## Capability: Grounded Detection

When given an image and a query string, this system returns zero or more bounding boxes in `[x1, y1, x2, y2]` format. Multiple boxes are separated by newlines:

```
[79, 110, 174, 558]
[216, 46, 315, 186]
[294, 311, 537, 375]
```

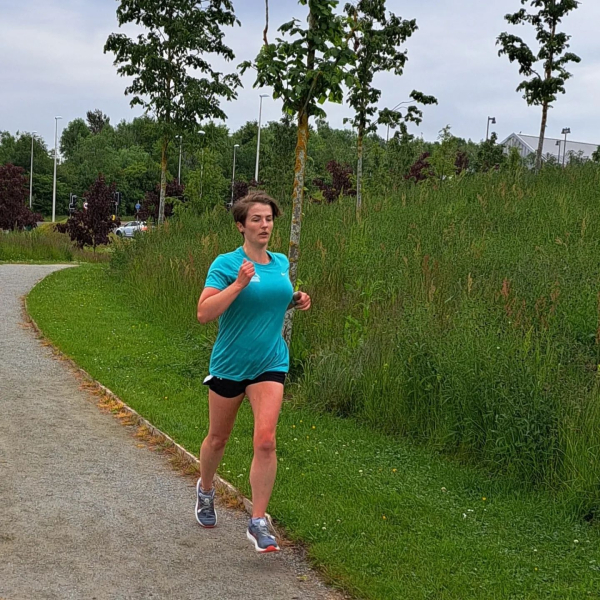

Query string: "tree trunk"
[356, 129, 364, 214]
[536, 20, 556, 174]
[536, 101, 549, 173]
[283, 109, 309, 345]
[263, 0, 269, 45]
[158, 136, 168, 225]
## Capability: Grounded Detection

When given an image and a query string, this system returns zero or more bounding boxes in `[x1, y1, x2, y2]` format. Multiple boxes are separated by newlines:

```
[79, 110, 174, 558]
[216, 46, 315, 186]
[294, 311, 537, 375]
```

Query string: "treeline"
[2, 110, 537, 219]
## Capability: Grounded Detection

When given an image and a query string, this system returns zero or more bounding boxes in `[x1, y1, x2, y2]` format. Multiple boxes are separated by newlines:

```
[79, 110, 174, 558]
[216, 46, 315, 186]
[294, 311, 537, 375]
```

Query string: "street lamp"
[199, 130, 206, 199]
[52, 116, 62, 223]
[561, 127, 571, 167]
[231, 144, 240, 204]
[555, 139, 561, 165]
[486, 116, 497, 141]
[29, 131, 37, 210]
[255, 94, 269, 182]
[176, 135, 183, 183]
[386, 100, 412, 143]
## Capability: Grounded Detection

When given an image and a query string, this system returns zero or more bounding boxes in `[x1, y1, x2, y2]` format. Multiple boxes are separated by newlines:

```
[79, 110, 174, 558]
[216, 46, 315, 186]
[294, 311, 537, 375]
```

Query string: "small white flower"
[463, 513, 467, 519]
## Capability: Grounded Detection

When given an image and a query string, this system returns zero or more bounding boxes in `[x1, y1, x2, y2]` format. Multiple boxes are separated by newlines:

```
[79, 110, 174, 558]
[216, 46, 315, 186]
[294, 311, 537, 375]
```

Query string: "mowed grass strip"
[28, 264, 600, 600]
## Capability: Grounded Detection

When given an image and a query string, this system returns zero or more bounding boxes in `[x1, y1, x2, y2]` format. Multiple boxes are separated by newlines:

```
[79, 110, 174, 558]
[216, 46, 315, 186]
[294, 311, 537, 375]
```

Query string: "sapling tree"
[344, 0, 436, 212]
[63, 175, 120, 250]
[105, 0, 240, 224]
[242, 0, 355, 342]
[497, 0, 581, 172]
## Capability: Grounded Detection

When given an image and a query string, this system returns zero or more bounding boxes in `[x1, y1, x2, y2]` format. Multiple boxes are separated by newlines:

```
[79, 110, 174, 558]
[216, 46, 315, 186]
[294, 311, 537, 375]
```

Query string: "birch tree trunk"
[535, 101, 549, 173]
[158, 137, 167, 225]
[356, 129, 364, 213]
[283, 109, 309, 345]
[535, 21, 556, 174]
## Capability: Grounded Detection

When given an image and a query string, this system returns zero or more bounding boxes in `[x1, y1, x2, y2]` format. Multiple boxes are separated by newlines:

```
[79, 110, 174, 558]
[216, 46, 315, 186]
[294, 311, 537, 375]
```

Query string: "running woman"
[195, 191, 311, 553]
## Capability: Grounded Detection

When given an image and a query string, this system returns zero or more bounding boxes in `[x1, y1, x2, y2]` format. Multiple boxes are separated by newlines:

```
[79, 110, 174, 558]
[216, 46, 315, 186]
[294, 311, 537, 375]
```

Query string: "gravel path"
[0, 264, 339, 600]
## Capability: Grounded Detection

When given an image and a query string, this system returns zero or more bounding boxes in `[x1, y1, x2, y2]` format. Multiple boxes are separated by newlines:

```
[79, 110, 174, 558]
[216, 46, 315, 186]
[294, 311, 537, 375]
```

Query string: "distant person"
[195, 191, 311, 553]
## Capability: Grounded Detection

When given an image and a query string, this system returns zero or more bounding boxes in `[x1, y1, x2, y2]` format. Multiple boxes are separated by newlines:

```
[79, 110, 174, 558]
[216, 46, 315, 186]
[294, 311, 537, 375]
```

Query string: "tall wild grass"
[0, 226, 110, 263]
[111, 164, 600, 515]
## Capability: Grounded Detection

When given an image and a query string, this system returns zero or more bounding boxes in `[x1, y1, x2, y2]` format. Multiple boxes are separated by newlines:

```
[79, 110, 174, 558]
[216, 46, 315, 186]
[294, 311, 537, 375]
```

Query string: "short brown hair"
[232, 191, 281, 225]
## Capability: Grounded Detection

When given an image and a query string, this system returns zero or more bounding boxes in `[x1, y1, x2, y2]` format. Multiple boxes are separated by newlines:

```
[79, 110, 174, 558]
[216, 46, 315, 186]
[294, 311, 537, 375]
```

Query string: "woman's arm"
[197, 259, 255, 324]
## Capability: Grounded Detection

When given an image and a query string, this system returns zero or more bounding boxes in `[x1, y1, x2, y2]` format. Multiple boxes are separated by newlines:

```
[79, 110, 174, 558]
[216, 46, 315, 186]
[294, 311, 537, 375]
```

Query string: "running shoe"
[246, 517, 280, 553]
[195, 479, 217, 528]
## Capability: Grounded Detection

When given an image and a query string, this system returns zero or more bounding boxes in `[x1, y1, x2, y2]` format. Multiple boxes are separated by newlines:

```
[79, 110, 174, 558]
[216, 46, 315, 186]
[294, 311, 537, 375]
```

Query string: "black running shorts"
[202, 371, 287, 398]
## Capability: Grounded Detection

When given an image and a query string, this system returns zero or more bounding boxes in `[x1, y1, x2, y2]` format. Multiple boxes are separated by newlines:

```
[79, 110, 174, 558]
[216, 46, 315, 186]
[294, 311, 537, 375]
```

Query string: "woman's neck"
[243, 242, 270, 264]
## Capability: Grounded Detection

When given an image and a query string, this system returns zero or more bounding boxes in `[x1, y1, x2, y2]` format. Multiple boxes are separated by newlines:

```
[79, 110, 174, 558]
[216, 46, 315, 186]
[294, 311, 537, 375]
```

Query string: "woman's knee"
[253, 432, 276, 454]
[205, 432, 229, 452]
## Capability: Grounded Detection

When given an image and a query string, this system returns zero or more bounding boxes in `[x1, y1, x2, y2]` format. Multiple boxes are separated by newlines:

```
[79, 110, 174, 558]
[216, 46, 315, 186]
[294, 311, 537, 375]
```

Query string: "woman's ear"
[236, 221, 244, 234]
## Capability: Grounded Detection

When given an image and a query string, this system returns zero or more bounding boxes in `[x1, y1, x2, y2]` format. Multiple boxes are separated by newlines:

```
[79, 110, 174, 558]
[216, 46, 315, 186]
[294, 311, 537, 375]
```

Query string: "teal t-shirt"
[204, 247, 294, 381]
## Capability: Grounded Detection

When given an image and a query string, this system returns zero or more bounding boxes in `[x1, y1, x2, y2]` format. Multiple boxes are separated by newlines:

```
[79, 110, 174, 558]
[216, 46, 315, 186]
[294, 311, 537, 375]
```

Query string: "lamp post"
[561, 127, 571, 167]
[52, 116, 62, 223]
[231, 144, 240, 204]
[199, 130, 205, 199]
[386, 100, 412, 143]
[486, 116, 496, 141]
[555, 139, 561, 165]
[29, 131, 37, 210]
[255, 94, 269, 182]
[177, 135, 183, 183]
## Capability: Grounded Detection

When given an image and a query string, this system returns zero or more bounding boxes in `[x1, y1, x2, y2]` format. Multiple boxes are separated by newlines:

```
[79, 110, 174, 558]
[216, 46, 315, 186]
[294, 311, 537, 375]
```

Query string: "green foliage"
[185, 148, 229, 211]
[105, 0, 241, 222]
[242, 0, 355, 119]
[86, 109, 111, 135]
[0, 131, 53, 175]
[60, 118, 91, 160]
[475, 132, 507, 172]
[105, 0, 240, 131]
[497, 0, 581, 170]
[429, 125, 460, 180]
[344, 0, 436, 136]
[31, 172, 69, 216]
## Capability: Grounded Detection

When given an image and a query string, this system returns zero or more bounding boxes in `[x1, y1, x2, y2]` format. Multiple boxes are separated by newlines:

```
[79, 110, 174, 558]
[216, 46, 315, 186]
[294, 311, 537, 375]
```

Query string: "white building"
[501, 133, 599, 163]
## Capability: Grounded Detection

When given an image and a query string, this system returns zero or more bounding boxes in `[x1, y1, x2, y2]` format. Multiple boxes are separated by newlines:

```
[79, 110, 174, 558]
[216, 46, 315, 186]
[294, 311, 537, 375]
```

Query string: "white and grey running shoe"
[246, 517, 280, 553]
[195, 479, 217, 528]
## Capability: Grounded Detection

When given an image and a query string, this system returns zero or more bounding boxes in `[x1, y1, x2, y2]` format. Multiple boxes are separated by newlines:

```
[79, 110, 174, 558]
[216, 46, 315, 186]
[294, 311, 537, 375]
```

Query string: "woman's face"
[238, 203, 274, 246]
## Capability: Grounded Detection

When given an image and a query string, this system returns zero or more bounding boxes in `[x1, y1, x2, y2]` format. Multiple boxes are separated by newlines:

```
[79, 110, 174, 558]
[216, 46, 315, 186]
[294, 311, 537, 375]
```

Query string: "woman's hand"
[236, 259, 255, 289]
[293, 291, 311, 311]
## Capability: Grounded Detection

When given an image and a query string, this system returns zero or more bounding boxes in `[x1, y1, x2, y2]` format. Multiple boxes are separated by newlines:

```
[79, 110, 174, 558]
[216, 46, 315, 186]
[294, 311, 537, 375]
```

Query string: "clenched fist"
[236, 259, 255, 289]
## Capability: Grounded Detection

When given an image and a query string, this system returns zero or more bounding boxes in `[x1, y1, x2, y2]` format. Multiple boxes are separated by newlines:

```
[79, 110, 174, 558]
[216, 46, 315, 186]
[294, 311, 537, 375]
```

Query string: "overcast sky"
[1, 0, 599, 151]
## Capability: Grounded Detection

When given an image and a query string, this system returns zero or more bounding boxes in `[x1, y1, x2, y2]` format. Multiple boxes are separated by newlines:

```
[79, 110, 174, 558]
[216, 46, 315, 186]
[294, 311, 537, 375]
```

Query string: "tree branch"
[264, 0, 269, 46]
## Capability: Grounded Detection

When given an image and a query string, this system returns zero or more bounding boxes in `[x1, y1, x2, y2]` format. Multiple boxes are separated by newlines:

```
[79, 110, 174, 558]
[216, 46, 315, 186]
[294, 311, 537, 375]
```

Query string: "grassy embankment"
[0, 224, 112, 263]
[27, 165, 600, 599]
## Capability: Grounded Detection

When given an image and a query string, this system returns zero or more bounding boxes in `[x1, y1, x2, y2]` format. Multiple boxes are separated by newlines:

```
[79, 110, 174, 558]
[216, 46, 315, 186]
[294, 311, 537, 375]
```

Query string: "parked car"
[114, 221, 148, 237]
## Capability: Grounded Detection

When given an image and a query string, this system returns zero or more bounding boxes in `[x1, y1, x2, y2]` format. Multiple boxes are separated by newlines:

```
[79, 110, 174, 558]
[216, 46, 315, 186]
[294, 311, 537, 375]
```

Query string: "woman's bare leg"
[199, 389, 245, 491]
[245, 381, 284, 517]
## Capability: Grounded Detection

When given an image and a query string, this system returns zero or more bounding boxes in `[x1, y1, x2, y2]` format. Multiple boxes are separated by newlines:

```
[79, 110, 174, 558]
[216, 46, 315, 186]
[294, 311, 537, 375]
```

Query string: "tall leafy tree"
[105, 0, 240, 224]
[242, 0, 355, 342]
[60, 119, 91, 160]
[497, 0, 581, 172]
[344, 0, 436, 212]
[86, 110, 111, 135]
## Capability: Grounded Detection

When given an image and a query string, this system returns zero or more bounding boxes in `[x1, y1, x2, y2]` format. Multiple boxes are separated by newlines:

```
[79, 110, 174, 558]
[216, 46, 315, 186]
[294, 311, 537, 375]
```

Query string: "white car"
[114, 221, 148, 237]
